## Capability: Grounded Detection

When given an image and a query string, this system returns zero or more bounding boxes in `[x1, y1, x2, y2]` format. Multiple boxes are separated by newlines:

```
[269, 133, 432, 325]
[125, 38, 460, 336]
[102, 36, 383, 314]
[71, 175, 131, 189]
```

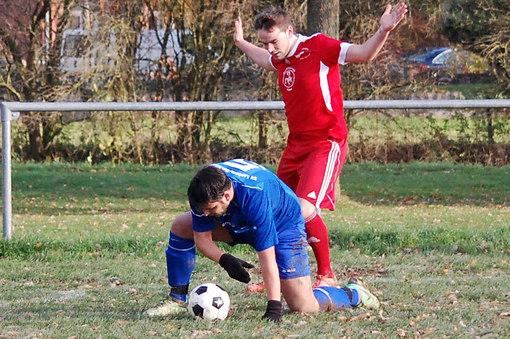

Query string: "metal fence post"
[1, 103, 14, 240]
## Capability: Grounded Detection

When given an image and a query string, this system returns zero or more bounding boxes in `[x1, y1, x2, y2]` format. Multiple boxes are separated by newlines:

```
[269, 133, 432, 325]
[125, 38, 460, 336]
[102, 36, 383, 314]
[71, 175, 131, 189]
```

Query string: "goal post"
[2, 99, 510, 239]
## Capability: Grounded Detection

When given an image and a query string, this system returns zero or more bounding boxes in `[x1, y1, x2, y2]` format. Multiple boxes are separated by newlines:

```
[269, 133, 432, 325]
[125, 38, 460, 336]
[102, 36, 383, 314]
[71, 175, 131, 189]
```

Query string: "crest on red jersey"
[294, 48, 311, 60]
[283, 67, 296, 91]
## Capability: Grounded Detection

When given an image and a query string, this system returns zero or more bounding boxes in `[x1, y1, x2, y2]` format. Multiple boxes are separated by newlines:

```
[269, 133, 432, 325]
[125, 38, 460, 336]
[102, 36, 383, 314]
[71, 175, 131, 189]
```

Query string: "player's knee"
[282, 281, 320, 313]
[287, 299, 320, 313]
[299, 198, 316, 219]
[170, 212, 194, 239]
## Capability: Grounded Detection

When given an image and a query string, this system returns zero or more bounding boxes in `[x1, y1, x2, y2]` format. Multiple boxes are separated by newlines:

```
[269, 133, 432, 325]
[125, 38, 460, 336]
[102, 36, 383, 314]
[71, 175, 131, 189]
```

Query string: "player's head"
[255, 7, 291, 32]
[188, 165, 233, 217]
[255, 7, 295, 60]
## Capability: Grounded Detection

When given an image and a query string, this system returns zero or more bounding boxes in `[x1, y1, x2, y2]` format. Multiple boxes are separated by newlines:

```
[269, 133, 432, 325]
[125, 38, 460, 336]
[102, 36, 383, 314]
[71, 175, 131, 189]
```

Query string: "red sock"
[305, 213, 334, 277]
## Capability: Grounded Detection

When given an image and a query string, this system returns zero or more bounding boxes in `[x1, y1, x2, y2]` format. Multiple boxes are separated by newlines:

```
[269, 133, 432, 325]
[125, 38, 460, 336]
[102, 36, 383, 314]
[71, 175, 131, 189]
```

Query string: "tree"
[438, 0, 510, 93]
[306, 0, 339, 38]
[337, 0, 413, 119]
[478, 14, 510, 93]
[0, 0, 72, 160]
[142, 0, 252, 164]
[53, 0, 244, 164]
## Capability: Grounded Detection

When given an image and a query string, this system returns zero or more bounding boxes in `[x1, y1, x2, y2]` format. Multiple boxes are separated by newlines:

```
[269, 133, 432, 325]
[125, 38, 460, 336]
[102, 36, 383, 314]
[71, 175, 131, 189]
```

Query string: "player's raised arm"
[345, 2, 408, 63]
[234, 16, 274, 71]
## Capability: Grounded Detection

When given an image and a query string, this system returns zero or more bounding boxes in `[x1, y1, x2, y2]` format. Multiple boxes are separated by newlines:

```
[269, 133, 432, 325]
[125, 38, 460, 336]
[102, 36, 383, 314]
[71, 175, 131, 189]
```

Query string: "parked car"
[400, 47, 486, 83]
[402, 47, 470, 69]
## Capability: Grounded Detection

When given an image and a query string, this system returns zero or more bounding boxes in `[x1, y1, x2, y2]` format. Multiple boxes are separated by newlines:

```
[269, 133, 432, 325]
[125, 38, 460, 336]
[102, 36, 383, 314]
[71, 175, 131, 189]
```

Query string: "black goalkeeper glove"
[219, 253, 254, 283]
[262, 300, 282, 323]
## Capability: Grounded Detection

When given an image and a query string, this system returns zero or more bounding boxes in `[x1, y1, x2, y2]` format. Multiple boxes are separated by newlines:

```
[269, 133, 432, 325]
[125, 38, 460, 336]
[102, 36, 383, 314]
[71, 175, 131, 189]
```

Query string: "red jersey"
[270, 34, 351, 143]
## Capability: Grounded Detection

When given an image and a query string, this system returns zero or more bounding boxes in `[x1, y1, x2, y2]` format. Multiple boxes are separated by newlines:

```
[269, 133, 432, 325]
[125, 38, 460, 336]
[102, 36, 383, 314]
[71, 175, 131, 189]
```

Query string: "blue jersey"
[191, 159, 305, 252]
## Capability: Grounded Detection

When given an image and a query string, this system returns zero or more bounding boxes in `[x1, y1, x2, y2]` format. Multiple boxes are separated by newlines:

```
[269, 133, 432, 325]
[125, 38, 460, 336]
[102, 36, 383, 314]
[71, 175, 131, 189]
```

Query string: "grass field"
[1, 162, 509, 338]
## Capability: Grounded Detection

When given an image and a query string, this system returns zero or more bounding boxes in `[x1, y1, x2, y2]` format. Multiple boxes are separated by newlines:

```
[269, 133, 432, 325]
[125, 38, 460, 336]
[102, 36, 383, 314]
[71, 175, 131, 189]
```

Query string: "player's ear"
[287, 25, 294, 36]
[223, 186, 234, 202]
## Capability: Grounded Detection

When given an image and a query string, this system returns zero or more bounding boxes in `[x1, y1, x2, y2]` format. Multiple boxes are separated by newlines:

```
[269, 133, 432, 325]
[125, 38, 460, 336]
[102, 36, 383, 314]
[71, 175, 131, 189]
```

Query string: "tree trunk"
[306, 0, 339, 39]
[257, 111, 268, 150]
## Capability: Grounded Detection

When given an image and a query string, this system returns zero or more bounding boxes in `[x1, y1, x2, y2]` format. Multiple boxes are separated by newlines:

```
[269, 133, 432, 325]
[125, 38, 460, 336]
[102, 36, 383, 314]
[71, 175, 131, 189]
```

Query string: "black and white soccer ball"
[187, 283, 230, 321]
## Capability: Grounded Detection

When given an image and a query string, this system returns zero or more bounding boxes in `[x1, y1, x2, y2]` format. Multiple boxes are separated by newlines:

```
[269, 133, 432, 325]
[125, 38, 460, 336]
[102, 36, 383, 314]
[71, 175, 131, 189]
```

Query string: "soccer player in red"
[234, 3, 408, 289]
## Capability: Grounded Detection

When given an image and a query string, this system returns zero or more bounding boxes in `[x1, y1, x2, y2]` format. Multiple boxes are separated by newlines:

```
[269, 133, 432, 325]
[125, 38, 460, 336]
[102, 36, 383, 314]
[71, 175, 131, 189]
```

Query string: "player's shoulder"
[216, 159, 269, 187]
[216, 159, 268, 175]
[313, 33, 342, 45]
[294, 33, 340, 52]
[299, 32, 336, 42]
[295, 33, 320, 47]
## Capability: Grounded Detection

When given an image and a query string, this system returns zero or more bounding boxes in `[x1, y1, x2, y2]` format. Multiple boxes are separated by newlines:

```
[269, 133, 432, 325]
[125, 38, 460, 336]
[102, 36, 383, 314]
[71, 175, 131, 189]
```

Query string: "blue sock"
[166, 232, 196, 302]
[313, 286, 360, 310]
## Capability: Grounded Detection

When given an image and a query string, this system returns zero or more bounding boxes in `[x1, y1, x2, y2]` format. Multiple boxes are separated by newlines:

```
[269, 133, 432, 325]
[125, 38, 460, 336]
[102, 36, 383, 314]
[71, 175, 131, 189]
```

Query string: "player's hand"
[234, 16, 244, 43]
[219, 253, 254, 283]
[262, 300, 282, 322]
[380, 2, 408, 33]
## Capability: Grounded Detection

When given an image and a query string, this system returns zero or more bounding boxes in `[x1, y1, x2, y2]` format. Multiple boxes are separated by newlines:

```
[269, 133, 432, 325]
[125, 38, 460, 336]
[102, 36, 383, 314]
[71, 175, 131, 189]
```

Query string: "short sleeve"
[269, 54, 277, 70]
[191, 208, 216, 232]
[339, 42, 352, 65]
[315, 33, 343, 66]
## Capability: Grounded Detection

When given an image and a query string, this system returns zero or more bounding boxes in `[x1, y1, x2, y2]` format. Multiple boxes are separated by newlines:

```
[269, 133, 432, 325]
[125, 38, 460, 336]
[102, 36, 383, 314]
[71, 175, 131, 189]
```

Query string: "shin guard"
[166, 232, 196, 302]
[313, 286, 360, 311]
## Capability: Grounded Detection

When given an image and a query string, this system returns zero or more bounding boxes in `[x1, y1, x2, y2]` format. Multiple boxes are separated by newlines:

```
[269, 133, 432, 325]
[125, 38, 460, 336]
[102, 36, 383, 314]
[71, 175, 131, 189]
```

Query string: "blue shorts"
[229, 228, 310, 280]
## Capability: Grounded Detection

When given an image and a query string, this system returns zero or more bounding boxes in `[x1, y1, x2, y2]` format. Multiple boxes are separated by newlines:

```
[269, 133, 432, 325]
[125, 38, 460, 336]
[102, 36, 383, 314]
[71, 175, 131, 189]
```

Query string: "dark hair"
[187, 165, 231, 210]
[254, 7, 292, 31]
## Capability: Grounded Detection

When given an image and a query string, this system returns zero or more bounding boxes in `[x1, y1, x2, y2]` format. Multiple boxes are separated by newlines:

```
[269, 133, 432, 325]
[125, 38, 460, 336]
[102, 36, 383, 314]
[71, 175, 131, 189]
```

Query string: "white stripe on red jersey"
[270, 34, 351, 143]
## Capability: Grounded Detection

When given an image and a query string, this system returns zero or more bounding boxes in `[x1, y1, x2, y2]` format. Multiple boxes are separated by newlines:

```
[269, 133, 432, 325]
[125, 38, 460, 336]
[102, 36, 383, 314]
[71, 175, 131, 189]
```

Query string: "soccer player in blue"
[145, 159, 380, 321]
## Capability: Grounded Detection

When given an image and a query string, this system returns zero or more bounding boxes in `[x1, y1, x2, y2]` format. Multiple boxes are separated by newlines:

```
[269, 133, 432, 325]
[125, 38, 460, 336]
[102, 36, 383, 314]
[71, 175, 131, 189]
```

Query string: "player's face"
[258, 26, 293, 60]
[202, 197, 229, 217]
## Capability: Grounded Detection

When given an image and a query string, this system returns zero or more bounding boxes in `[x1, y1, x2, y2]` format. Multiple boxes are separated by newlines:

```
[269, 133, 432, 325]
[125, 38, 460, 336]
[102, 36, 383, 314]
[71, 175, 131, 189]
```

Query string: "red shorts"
[277, 139, 347, 211]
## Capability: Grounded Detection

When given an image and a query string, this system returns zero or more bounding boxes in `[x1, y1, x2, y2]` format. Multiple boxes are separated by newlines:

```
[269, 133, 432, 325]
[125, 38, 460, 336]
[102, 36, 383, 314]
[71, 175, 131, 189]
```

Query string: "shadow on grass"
[1, 302, 191, 323]
[2, 227, 507, 260]
[341, 162, 510, 206]
[0, 236, 159, 260]
[12, 162, 195, 215]
[10, 162, 510, 216]
[329, 226, 510, 255]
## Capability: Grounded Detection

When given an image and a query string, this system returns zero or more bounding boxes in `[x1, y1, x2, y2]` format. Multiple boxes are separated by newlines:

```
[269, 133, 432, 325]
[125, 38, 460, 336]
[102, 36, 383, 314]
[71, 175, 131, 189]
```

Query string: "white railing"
[2, 99, 510, 239]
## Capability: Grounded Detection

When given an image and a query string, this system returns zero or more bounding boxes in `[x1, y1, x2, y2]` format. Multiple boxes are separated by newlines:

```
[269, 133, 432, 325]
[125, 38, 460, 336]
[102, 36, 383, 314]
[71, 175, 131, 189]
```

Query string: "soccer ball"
[187, 283, 230, 321]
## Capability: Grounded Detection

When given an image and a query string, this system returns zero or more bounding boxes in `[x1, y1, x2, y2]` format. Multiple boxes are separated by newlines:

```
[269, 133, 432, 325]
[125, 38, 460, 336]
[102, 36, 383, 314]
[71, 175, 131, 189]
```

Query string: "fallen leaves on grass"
[334, 264, 389, 280]
[396, 328, 407, 337]
[190, 328, 222, 338]
[344, 312, 375, 323]
[447, 293, 459, 305]
[378, 309, 390, 322]
[109, 276, 123, 287]
[126, 288, 137, 295]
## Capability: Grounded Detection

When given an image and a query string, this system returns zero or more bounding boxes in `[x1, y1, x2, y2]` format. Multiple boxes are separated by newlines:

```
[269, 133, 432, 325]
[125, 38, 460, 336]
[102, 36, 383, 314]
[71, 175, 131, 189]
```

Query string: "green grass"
[438, 82, 502, 99]
[1, 162, 509, 338]
[348, 115, 510, 146]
